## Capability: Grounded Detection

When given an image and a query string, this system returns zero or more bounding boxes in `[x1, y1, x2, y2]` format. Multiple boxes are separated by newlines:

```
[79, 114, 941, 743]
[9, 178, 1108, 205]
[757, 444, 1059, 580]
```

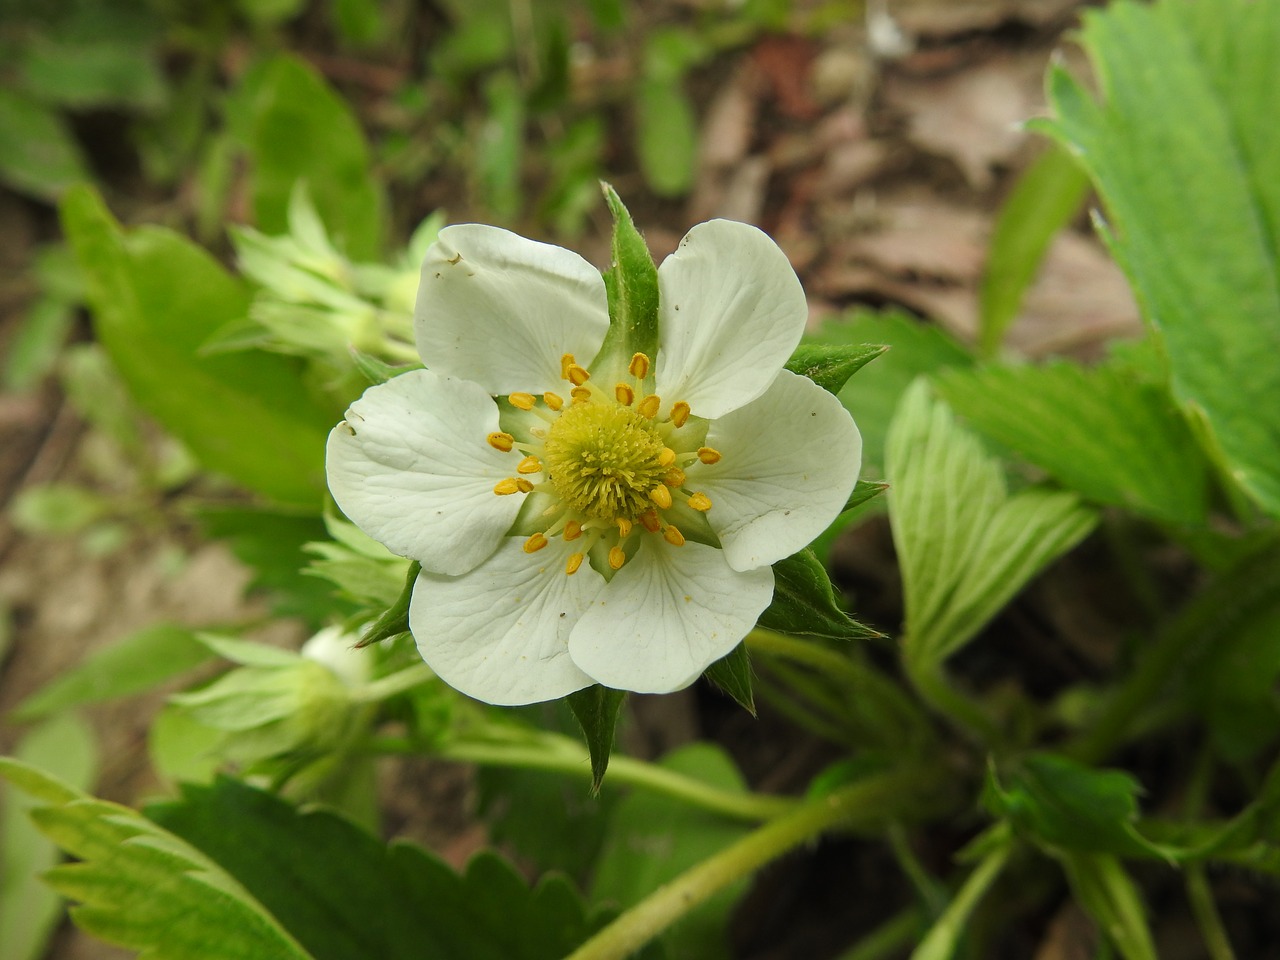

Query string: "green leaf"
[935, 360, 1209, 524]
[0, 90, 90, 200]
[0, 759, 314, 960]
[567, 685, 627, 792]
[3, 296, 76, 392]
[591, 744, 753, 960]
[478, 71, 524, 221]
[888, 380, 1097, 663]
[785, 343, 888, 395]
[1, 715, 98, 960]
[757, 548, 880, 642]
[1058, 852, 1157, 960]
[598, 183, 660, 370]
[18, 35, 166, 110]
[1035, 0, 1280, 517]
[60, 185, 333, 507]
[356, 561, 420, 647]
[985, 754, 1168, 859]
[8, 624, 211, 723]
[146, 777, 599, 960]
[703, 642, 755, 715]
[635, 78, 697, 197]
[978, 143, 1090, 357]
[237, 56, 385, 260]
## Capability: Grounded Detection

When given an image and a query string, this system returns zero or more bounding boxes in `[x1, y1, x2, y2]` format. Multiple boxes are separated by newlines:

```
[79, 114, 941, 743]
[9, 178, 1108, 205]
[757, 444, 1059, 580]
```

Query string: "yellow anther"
[566, 552, 584, 575]
[509, 392, 535, 411]
[494, 478, 520, 495]
[669, 401, 691, 427]
[608, 545, 626, 570]
[544, 391, 564, 411]
[570, 385, 592, 405]
[564, 520, 583, 541]
[688, 492, 712, 512]
[487, 431, 515, 452]
[697, 446, 722, 465]
[639, 509, 661, 532]
[629, 353, 650, 379]
[617, 517, 633, 537]
[567, 364, 591, 386]
[637, 394, 661, 419]
[515, 478, 535, 493]
[524, 533, 549, 553]
[658, 447, 676, 467]
[615, 383, 635, 406]
[665, 468, 687, 489]
[560, 353, 576, 379]
[649, 484, 672, 509]
[517, 455, 542, 475]
[663, 524, 685, 547]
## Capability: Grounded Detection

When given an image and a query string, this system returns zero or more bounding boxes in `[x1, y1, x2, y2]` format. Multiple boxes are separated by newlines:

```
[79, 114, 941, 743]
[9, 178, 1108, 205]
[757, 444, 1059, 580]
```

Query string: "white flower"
[326, 219, 862, 704]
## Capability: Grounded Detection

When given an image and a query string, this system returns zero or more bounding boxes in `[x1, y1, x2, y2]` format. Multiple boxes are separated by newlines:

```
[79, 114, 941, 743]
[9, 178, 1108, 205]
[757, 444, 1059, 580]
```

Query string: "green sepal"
[349, 348, 421, 386]
[357, 561, 420, 648]
[703, 642, 755, 716]
[785, 342, 888, 395]
[596, 183, 659, 374]
[843, 479, 888, 514]
[757, 548, 881, 642]
[566, 684, 627, 794]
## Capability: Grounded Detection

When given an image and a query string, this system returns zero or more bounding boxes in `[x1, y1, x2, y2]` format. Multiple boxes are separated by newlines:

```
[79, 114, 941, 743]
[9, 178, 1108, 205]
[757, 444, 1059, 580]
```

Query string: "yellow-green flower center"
[544, 400, 667, 521]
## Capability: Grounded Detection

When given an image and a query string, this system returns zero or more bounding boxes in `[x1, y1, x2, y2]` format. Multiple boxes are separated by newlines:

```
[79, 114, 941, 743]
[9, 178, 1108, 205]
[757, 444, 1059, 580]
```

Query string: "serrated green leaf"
[703, 642, 754, 715]
[598, 183, 660, 371]
[758, 548, 880, 642]
[0, 759, 314, 960]
[888, 380, 1096, 663]
[978, 143, 1090, 357]
[1035, 0, 1280, 517]
[591, 744, 753, 960]
[785, 342, 888, 395]
[8, 624, 211, 723]
[936, 360, 1208, 524]
[60, 186, 334, 507]
[146, 777, 598, 960]
[567, 685, 627, 792]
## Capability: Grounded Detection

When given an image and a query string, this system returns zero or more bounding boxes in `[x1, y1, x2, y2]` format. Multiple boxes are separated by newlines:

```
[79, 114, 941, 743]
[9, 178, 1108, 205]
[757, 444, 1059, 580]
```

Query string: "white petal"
[410, 537, 602, 705]
[569, 538, 774, 694]
[415, 224, 609, 395]
[654, 220, 808, 419]
[326, 370, 523, 575]
[689, 369, 862, 571]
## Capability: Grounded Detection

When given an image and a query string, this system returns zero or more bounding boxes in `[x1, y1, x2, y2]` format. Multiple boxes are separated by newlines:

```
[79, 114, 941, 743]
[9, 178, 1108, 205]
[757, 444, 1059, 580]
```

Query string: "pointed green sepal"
[843, 479, 889, 513]
[704, 641, 755, 716]
[785, 342, 888, 395]
[758, 548, 882, 642]
[349, 347, 422, 385]
[596, 183, 660, 374]
[357, 560, 420, 647]
[566, 684, 627, 794]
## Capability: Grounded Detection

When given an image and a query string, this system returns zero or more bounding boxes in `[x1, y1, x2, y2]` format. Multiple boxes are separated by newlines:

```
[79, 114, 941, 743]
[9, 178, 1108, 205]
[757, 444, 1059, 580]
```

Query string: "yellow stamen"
[515, 478, 535, 493]
[566, 552, 584, 575]
[615, 383, 634, 406]
[560, 353, 576, 379]
[658, 447, 676, 467]
[617, 517, 633, 537]
[639, 509, 661, 532]
[494, 478, 520, 495]
[517, 455, 542, 475]
[629, 353, 650, 379]
[608, 545, 626, 570]
[663, 524, 685, 547]
[570, 386, 592, 405]
[567, 364, 590, 386]
[697, 446, 722, 465]
[509, 392, 535, 411]
[564, 520, 583, 541]
[637, 394, 661, 419]
[669, 401, 691, 427]
[487, 431, 515, 453]
[544, 391, 564, 411]
[524, 533, 549, 553]
[664, 467, 686, 488]
[649, 484, 672, 509]
[688, 492, 712, 512]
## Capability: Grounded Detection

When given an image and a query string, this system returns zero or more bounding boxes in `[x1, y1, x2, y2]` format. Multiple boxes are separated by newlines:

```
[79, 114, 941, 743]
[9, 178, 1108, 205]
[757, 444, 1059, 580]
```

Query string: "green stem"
[566, 768, 941, 960]
[351, 662, 434, 703]
[835, 907, 925, 960]
[904, 653, 1001, 747]
[910, 827, 1014, 960]
[1187, 866, 1237, 960]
